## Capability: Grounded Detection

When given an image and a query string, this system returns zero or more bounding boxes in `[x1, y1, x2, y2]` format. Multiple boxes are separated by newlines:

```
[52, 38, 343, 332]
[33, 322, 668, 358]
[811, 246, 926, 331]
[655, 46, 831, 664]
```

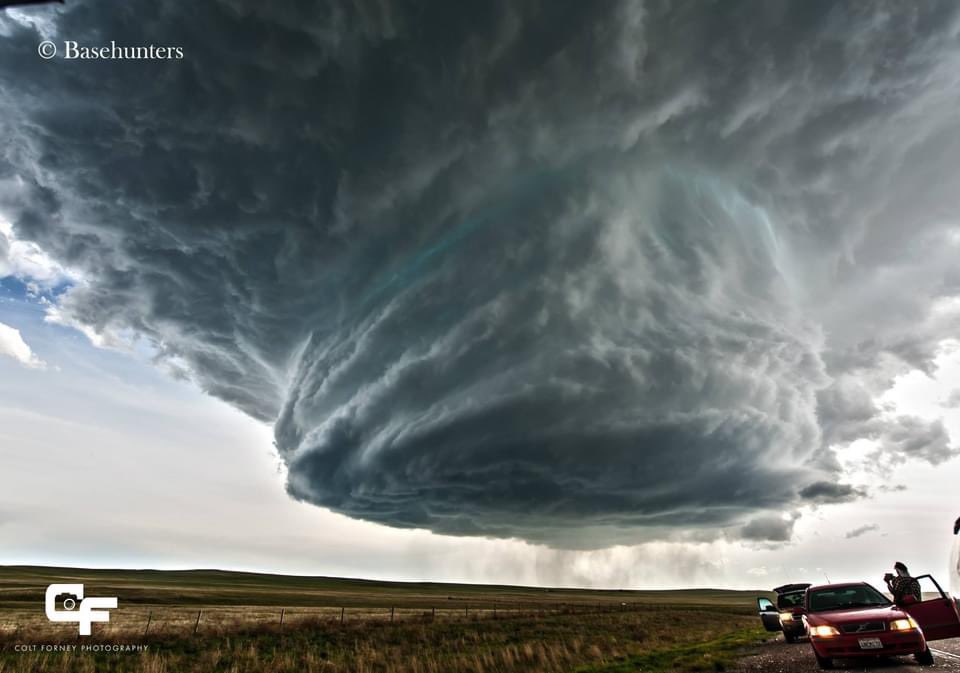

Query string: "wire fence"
[1, 600, 692, 641]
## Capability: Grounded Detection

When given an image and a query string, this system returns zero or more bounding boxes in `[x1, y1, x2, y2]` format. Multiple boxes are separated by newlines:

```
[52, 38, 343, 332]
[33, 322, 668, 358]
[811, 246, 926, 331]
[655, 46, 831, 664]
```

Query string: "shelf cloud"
[1, 1, 959, 547]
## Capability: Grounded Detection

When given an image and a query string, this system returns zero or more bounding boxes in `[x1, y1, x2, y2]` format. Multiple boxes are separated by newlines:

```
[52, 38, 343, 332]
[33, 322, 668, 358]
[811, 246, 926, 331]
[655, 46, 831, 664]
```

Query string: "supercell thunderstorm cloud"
[2, 1, 960, 548]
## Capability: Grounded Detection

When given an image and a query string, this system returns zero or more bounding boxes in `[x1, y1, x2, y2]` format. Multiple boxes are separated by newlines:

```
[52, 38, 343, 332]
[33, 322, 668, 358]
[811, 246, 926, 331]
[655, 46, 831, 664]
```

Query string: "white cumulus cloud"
[0, 217, 70, 287]
[0, 321, 45, 369]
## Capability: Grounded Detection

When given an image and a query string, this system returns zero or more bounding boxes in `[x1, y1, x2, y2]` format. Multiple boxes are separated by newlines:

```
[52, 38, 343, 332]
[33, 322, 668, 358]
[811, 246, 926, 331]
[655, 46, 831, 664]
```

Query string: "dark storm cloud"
[945, 390, 960, 408]
[877, 416, 953, 465]
[817, 374, 954, 465]
[845, 524, 879, 540]
[798, 482, 865, 504]
[1, 0, 960, 546]
[740, 516, 796, 544]
[0, 229, 9, 277]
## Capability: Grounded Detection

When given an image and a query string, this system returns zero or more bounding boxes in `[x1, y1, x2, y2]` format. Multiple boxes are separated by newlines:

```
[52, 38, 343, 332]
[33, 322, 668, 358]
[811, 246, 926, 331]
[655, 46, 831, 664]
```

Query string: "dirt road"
[732, 635, 960, 672]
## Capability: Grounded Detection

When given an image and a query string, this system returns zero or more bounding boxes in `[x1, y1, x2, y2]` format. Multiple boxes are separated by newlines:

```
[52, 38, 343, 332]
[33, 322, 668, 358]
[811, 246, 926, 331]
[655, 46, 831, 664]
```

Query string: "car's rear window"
[777, 591, 805, 609]
[808, 585, 891, 612]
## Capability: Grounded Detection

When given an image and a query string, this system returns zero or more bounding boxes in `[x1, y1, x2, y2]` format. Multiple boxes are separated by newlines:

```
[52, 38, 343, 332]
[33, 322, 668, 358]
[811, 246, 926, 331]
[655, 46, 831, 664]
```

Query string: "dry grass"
[0, 606, 762, 673]
[1, 603, 658, 644]
[0, 565, 770, 673]
[0, 565, 767, 610]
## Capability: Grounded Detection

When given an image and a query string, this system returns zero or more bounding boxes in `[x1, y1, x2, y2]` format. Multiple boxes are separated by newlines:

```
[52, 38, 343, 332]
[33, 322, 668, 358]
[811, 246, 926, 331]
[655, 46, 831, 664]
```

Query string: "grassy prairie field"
[0, 565, 772, 673]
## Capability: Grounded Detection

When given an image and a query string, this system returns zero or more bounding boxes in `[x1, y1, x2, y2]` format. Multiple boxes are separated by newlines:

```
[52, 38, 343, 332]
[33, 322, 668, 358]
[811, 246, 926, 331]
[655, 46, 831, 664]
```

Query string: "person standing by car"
[885, 561, 922, 603]
[951, 516, 960, 598]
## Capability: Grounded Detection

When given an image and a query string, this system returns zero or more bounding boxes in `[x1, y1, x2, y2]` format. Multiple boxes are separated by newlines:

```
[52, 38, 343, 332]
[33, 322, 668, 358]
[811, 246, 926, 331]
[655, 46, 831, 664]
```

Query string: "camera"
[53, 592, 80, 611]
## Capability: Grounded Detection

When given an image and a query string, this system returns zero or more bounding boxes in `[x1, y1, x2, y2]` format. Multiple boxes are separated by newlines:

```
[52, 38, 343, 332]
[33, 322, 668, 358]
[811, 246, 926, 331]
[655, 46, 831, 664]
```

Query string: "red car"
[804, 574, 960, 669]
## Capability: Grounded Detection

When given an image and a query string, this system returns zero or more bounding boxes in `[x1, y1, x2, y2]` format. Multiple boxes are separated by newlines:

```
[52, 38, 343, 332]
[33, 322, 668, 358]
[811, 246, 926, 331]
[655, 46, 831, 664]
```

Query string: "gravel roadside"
[730, 635, 960, 673]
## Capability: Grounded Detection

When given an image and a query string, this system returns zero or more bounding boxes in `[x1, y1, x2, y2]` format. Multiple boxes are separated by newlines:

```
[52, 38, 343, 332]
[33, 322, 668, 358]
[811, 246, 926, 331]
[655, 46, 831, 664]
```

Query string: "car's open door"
[757, 597, 781, 632]
[900, 574, 960, 641]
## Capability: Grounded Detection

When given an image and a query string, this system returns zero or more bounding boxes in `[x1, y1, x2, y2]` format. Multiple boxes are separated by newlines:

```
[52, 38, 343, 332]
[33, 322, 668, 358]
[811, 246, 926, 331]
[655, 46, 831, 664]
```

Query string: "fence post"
[340, 607, 345, 624]
[431, 607, 436, 620]
[390, 607, 395, 622]
[279, 608, 285, 629]
[144, 611, 152, 637]
[465, 604, 469, 618]
[493, 603, 497, 619]
[193, 610, 202, 635]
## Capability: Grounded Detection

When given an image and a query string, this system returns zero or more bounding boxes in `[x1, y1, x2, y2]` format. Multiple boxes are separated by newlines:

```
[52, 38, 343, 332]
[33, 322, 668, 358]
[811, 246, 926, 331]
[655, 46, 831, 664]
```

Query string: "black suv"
[757, 583, 811, 643]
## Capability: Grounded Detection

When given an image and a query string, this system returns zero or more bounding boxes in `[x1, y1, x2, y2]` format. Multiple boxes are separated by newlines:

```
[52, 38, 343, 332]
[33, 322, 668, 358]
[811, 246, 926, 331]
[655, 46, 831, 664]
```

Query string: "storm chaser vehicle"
[758, 583, 812, 643]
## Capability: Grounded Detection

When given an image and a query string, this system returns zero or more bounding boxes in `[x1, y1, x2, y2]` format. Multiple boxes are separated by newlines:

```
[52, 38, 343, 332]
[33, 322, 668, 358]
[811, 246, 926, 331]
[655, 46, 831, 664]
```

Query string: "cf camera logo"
[45, 584, 118, 636]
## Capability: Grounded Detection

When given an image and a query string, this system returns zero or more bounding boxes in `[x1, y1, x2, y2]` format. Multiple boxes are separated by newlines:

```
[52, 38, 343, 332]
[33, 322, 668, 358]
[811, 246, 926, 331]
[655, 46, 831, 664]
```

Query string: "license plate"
[858, 638, 883, 650]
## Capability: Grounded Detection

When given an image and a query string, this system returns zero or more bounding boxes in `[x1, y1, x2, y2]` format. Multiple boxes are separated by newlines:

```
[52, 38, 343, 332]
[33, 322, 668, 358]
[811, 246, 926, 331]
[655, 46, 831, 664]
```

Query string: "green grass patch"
[573, 625, 769, 673]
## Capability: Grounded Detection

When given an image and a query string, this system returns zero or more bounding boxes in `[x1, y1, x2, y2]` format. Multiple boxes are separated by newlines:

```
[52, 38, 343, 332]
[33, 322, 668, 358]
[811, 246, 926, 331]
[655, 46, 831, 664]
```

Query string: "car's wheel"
[784, 632, 796, 643]
[814, 651, 834, 670]
[916, 647, 935, 666]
